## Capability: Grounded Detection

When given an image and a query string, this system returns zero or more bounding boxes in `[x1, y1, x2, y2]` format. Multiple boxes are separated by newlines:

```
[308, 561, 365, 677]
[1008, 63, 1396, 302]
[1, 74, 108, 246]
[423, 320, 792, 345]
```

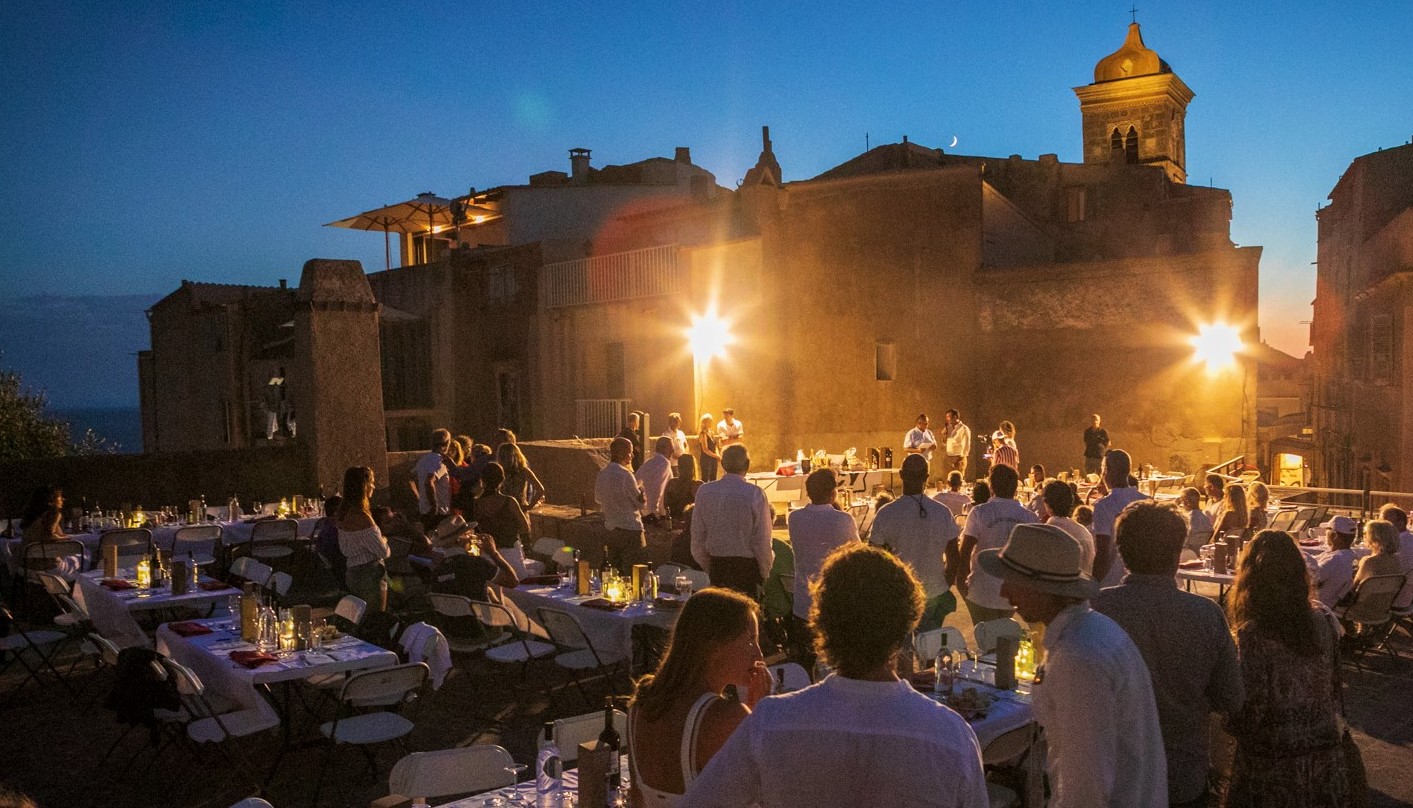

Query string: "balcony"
[542, 245, 683, 308]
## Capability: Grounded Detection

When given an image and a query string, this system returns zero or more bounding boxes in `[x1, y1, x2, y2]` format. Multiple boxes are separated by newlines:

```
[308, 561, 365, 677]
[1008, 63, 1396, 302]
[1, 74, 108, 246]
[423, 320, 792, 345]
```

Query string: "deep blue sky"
[3, 1, 1411, 368]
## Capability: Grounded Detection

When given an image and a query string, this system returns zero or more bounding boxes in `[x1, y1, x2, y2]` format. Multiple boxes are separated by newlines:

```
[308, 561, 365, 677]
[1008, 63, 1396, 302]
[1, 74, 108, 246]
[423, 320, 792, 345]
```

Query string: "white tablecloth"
[502, 585, 677, 664]
[73, 569, 241, 649]
[3, 517, 320, 573]
[156, 617, 399, 724]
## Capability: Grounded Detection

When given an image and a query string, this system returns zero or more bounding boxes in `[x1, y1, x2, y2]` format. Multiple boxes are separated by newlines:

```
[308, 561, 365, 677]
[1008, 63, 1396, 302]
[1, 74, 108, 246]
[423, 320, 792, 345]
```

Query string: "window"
[380, 321, 434, 410]
[875, 342, 897, 381]
[1066, 187, 1087, 222]
[487, 265, 518, 304]
[606, 343, 626, 399]
[1110, 128, 1124, 156]
[1371, 314, 1393, 384]
[1124, 127, 1138, 164]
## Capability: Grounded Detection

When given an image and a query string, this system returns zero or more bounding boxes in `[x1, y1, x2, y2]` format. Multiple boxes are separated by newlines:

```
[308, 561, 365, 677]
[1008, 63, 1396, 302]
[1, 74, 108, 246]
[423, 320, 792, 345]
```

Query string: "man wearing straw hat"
[979, 523, 1166, 808]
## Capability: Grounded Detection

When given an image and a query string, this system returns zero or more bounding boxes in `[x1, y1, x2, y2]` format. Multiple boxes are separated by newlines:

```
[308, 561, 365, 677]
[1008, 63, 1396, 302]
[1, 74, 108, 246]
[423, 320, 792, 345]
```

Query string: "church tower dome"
[1074, 21, 1193, 183]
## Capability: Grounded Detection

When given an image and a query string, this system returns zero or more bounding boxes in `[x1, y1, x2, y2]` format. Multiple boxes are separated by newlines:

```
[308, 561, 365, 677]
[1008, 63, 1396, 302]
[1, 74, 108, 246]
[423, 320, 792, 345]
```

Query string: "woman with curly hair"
[1223, 530, 1352, 808]
[628, 588, 768, 806]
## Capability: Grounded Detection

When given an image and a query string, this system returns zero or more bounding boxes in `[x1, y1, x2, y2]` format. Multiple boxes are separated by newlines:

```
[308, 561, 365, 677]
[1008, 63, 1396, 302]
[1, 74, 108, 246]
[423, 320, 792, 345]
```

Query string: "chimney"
[278, 279, 288, 290]
[569, 148, 591, 184]
[675, 147, 691, 164]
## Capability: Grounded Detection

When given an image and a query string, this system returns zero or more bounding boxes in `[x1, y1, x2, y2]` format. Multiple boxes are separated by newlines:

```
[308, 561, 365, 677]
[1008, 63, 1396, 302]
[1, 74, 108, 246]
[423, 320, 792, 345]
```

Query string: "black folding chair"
[0, 602, 75, 704]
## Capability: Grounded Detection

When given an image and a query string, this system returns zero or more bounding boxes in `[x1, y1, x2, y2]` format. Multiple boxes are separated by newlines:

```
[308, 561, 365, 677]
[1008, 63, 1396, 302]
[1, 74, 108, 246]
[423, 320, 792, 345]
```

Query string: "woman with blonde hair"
[1224, 530, 1351, 807]
[1213, 482, 1250, 539]
[1353, 519, 1403, 589]
[629, 588, 769, 806]
[1246, 481, 1270, 532]
[696, 413, 721, 482]
[496, 441, 546, 510]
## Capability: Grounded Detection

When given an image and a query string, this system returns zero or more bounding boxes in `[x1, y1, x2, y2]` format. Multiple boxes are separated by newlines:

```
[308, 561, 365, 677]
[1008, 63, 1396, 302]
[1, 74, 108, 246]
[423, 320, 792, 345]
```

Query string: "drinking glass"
[1200, 544, 1214, 572]
[675, 575, 692, 598]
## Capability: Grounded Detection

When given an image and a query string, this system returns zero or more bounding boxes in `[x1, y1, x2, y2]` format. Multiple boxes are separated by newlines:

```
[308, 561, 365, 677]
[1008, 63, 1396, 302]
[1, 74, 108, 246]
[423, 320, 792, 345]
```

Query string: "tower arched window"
[1111, 128, 1124, 156]
[1124, 126, 1138, 164]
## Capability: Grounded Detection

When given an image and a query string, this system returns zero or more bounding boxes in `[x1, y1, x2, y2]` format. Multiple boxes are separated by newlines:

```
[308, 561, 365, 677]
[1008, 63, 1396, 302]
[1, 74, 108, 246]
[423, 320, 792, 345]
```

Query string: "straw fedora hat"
[977, 523, 1099, 599]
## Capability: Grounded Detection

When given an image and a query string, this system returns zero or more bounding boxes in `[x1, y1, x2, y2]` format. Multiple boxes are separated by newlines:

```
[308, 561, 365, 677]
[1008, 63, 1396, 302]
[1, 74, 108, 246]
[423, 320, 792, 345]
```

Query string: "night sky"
[3, 2, 1410, 394]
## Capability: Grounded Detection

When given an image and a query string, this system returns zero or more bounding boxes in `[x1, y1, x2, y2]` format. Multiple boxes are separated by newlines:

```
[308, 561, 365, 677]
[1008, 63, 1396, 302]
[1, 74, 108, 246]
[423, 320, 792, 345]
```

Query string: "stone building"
[1311, 141, 1413, 489]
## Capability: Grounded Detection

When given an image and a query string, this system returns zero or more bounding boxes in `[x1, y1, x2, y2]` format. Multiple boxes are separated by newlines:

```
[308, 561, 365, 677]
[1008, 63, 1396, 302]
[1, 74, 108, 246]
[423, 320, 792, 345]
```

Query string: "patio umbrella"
[326, 192, 489, 270]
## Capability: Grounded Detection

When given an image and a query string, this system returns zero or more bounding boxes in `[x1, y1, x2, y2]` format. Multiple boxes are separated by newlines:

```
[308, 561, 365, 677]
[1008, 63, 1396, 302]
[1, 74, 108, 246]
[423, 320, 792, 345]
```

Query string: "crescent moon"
[949, 135, 959, 148]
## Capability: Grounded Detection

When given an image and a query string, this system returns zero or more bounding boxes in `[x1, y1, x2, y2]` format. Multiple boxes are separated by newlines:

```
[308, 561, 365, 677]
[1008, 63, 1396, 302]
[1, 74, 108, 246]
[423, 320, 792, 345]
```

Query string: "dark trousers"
[709, 556, 763, 600]
[603, 528, 645, 573]
[700, 455, 719, 482]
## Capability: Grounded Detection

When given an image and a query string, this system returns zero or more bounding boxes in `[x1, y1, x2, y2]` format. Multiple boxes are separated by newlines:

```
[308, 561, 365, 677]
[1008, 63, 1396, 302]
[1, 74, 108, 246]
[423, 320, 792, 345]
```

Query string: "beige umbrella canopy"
[326, 192, 491, 270]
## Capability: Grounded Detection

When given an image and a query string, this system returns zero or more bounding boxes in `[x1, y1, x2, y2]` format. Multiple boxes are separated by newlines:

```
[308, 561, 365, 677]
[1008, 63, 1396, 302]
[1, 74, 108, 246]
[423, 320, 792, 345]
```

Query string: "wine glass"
[675, 575, 692, 598]
[498, 764, 528, 805]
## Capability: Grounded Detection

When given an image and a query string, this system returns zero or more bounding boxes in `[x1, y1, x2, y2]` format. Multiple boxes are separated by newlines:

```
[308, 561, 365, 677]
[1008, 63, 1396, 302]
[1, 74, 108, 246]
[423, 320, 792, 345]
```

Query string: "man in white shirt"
[870, 455, 958, 630]
[903, 413, 938, 462]
[1203, 474, 1225, 523]
[1378, 504, 1413, 610]
[958, 464, 1038, 624]
[933, 470, 971, 516]
[1180, 486, 1215, 552]
[596, 437, 646, 571]
[681, 543, 988, 808]
[412, 428, 452, 532]
[716, 407, 744, 447]
[1091, 449, 1150, 588]
[1315, 516, 1359, 608]
[943, 409, 971, 477]
[664, 412, 689, 460]
[788, 469, 858, 641]
[634, 436, 674, 521]
[692, 444, 774, 598]
[981, 523, 1168, 808]
[1039, 480, 1095, 575]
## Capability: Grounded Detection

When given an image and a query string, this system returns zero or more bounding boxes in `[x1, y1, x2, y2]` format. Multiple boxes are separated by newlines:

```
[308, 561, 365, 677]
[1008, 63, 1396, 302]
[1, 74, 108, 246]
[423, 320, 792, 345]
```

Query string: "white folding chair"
[173, 524, 222, 566]
[248, 518, 299, 563]
[532, 538, 566, 570]
[230, 557, 273, 588]
[914, 626, 968, 664]
[767, 661, 811, 692]
[389, 744, 516, 801]
[552, 546, 578, 569]
[313, 662, 429, 804]
[541, 709, 628, 766]
[267, 571, 293, 601]
[94, 529, 153, 570]
[20, 540, 85, 590]
[229, 799, 276, 808]
[0, 603, 73, 702]
[981, 724, 1038, 808]
[471, 599, 556, 669]
[655, 562, 687, 582]
[537, 607, 631, 705]
[157, 657, 278, 792]
[428, 592, 498, 654]
[973, 618, 1024, 655]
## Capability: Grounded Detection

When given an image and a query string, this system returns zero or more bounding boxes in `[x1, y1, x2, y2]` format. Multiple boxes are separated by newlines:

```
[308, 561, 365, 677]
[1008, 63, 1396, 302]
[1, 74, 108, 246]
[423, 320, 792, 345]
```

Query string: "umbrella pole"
[384, 228, 391, 271]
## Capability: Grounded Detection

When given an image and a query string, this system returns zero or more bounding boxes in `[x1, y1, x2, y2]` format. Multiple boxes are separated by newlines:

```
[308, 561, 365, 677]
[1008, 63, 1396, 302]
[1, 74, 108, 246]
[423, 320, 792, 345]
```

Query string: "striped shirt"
[992, 444, 1019, 470]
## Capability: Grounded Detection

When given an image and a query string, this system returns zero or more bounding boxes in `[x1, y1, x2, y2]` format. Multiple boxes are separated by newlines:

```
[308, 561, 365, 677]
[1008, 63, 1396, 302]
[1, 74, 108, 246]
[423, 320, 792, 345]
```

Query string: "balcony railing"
[575, 399, 632, 438]
[542, 245, 683, 308]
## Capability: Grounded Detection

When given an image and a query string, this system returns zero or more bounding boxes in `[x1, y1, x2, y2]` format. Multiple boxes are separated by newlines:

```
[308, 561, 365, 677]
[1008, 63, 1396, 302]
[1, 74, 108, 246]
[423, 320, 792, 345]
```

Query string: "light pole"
[686, 308, 732, 421]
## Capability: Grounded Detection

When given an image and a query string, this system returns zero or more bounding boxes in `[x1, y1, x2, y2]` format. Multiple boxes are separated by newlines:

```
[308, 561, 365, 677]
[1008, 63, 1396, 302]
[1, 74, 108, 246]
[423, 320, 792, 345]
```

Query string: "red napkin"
[520, 574, 561, 586]
[199, 580, 231, 591]
[100, 579, 136, 590]
[581, 598, 629, 611]
[229, 650, 279, 668]
[169, 621, 213, 637]
[1179, 560, 1205, 570]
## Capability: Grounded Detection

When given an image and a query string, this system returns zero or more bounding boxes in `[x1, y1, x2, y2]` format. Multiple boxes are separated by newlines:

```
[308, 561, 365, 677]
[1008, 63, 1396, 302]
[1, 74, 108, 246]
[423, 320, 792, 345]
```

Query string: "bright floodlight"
[687, 309, 732, 361]
[1191, 323, 1242, 373]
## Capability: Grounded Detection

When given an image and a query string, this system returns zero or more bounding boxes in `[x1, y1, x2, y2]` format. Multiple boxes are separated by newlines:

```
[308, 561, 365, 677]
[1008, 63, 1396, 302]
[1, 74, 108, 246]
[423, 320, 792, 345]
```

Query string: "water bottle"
[536, 723, 562, 808]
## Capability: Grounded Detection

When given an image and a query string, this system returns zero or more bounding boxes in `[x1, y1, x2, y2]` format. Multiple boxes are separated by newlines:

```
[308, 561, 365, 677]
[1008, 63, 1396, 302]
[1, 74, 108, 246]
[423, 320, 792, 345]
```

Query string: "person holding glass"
[628, 588, 770, 806]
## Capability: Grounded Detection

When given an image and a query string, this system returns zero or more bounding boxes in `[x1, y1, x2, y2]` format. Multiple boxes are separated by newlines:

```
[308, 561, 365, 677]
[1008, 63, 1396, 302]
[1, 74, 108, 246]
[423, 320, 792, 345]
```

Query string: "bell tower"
[1074, 22, 1193, 183]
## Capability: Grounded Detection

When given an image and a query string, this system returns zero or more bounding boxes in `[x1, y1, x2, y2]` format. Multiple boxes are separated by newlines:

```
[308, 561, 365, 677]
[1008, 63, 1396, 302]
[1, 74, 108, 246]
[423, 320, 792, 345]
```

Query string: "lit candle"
[604, 582, 624, 603]
[135, 557, 152, 588]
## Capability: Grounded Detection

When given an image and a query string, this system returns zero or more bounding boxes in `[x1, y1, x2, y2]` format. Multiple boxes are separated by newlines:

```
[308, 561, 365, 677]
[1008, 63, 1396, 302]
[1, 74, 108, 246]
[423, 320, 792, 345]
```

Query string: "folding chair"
[389, 744, 516, 802]
[973, 618, 1024, 655]
[95, 529, 154, 570]
[981, 723, 1040, 808]
[1336, 573, 1405, 669]
[470, 599, 556, 681]
[0, 603, 74, 703]
[540, 709, 628, 766]
[247, 518, 299, 565]
[152, 657, 278, 793]
[331, 594, 368, 633]
[767, 661, 811, 692]
[14, 539, 85, 605]
[172, 524, 221, 567]
[229, 557, 273, 588]
[229, 799, 275, 808]
[1287, 507, 1316, 536]
[532, 538, 567, 572]
[266, 571, 293, 605]
[914, 626, 969, 664]
[313, 662, 429, 804]
[1268, 510, 1296, 533]
[537, 607, 631, 706]
[655, 562, 687, 582]
[552, 546, 578, 570]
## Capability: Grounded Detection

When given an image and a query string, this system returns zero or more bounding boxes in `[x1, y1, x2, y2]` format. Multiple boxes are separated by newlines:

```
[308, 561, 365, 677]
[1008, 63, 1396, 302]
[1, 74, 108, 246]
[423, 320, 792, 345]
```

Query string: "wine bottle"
[599, 697, 621, 793]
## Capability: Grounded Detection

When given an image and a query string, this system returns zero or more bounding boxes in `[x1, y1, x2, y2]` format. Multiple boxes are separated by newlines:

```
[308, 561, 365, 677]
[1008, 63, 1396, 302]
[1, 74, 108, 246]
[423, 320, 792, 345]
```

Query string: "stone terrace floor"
[1, 571, 1411, 807]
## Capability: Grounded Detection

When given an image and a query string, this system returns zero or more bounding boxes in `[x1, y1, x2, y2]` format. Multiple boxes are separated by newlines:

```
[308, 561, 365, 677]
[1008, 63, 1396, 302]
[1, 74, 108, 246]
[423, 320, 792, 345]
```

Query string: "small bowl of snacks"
[948, 687, 994, 720]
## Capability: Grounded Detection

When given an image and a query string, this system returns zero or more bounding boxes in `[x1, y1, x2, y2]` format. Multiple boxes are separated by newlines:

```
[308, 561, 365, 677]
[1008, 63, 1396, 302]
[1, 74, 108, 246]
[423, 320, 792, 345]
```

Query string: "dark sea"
[52, 406, 143, 454]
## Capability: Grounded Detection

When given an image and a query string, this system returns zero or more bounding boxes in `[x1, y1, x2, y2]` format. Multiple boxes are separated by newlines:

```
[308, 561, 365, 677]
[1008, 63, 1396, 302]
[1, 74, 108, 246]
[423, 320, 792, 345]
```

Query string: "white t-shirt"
[869, 494, 958, 599]
[1184, 507, 1214, 551]
[1048, 516, 1097, 576]
[1091, 486, 1150, 588]
[1315, 548, 1358, 608]
[788, 504, 859, 619]
[717, 417, 744, 445]
[933, 490, 971, 516]
[963, 497, 1039, 610]
[679, 676, 988, 808]
[414, 451, 450, 515]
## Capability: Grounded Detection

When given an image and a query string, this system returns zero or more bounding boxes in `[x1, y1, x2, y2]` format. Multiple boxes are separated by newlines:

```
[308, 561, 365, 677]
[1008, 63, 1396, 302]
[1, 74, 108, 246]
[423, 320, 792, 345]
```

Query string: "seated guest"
[1225, 530, 1352, 807]
[1093, 502, 1242, 808]
[429, 531, 520, 602]
[475, 462, 533, 577]
[1212, 482, 1249, 539]
[1074, 504, 1094, 531]
[966, 479, 991, 514]
[664, 454, 703, 524]
[932, 470, 971, 516]
[19, 486, 66, 547]
[788, 468, 859, 659]
[630, 588, 770, 805]
[680, 544, 988, 808]
[338, 466, 391, 611]
[1246, 482, 1271, 532]
[1379, 504, 1413, 608]
[984, 524, 1167, 807]
[1353, 518, 1403, 590]
[1179, 487, 1215, 552]
[1314, 516, 1358, 608]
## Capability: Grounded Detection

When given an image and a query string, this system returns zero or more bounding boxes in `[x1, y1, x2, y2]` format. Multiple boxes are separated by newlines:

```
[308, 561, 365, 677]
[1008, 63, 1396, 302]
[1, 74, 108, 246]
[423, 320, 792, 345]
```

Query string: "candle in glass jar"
[135, 557, 152, 588]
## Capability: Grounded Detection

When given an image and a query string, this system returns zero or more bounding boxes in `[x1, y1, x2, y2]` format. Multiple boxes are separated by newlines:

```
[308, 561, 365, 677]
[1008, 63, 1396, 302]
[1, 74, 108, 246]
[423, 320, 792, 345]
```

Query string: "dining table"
[501, 582, 680, 673]
[72, 567, 242, 649]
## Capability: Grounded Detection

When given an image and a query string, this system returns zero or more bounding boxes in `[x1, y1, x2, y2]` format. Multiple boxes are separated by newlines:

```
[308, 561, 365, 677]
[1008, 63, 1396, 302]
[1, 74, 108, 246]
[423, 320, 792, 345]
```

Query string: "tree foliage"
[0, 365, 117, 460]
